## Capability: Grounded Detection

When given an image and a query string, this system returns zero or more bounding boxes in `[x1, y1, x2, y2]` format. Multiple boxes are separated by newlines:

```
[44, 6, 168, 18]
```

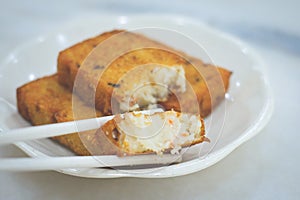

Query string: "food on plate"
[96, 110, 206, 155]
[58, 30, 231, 117]
[16, 29, 232, 156]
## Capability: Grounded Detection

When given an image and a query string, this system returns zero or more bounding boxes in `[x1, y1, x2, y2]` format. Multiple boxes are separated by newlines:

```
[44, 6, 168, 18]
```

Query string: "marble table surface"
[0, 0, 299, 199]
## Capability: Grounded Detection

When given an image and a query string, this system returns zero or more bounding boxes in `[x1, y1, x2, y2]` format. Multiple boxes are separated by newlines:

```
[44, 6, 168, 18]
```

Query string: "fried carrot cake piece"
[57, 30, 232, 117]
[96, 110, 206, 156]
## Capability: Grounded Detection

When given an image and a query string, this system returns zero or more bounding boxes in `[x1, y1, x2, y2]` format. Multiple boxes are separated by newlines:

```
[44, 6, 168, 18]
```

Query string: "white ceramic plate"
[0, 14, 273, 178]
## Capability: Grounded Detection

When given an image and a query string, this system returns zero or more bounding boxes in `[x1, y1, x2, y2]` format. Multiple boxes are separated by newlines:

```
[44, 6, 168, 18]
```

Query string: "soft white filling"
[119, 66, 186, 111]
[116, 110, 202, 154]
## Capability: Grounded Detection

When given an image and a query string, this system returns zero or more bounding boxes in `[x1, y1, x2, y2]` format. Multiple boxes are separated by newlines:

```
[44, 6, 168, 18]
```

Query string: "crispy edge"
[16, 74, 102, 156]
[57, 30, 124, 89]
[160, 66, 232, 117]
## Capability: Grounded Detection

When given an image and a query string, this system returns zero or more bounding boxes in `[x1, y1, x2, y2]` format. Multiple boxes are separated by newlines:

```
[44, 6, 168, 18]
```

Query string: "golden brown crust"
[16, 74, 102, 156]
[57, 30, 232, 117]
[17, 74, 71, 125]
[57, 30, 124, 90]
[160, 66, 232, 116]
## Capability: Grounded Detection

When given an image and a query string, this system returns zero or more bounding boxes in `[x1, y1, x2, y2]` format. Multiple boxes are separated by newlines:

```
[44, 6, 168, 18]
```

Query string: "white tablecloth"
[0, 0, 299, 199]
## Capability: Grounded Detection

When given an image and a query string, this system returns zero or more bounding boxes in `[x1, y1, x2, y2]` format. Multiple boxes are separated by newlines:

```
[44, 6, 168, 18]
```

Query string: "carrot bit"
[181, 132, 189, 137]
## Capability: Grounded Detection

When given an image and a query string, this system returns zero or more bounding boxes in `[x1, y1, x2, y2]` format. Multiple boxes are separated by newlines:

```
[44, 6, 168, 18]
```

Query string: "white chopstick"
[0, 109, 163, 145]
[0, 154, 182, 171]
[0, 115, 113, 145]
